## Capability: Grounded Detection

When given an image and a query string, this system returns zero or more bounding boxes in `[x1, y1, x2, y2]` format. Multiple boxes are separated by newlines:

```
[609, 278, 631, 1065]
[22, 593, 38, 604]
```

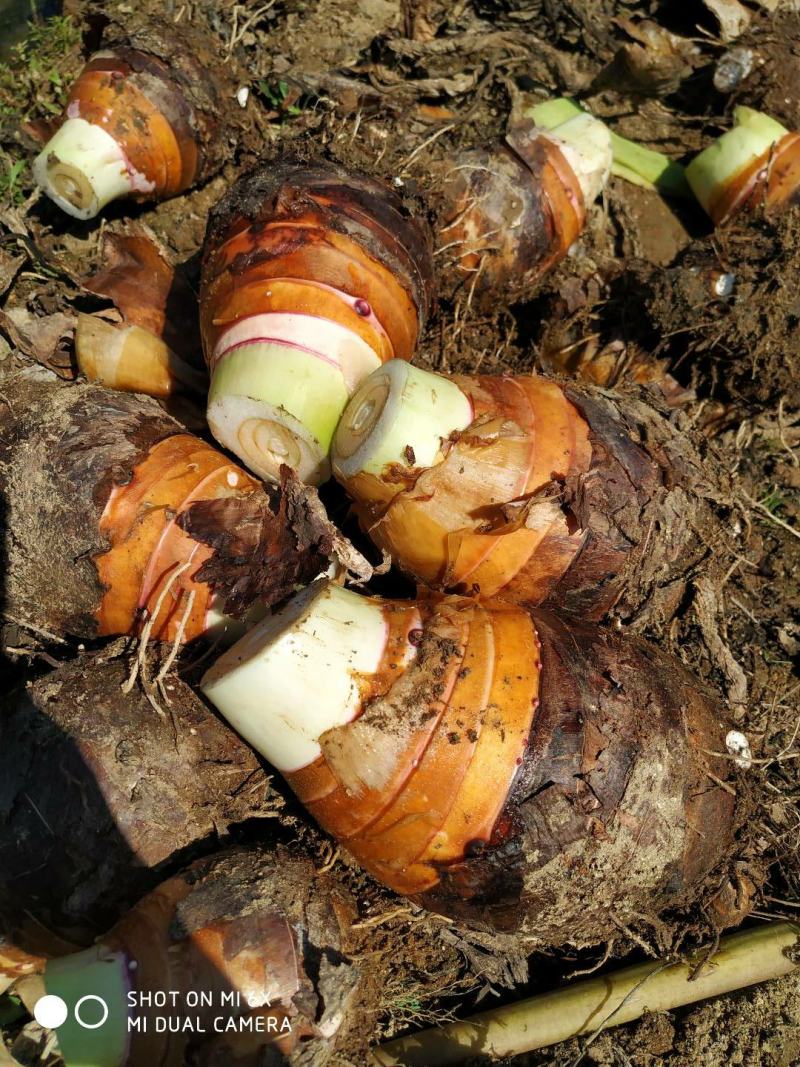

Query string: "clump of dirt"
[732, 11, 800, 127]
[645, 212, 800, 412]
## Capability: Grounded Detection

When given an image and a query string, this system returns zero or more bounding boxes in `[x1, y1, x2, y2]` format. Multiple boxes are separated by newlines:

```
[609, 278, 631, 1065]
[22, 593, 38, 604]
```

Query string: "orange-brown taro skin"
[284, 597, 734, 937]
[82, 233, 203, 363]
[708, 131, 800, 225]
[344, 374, 593, 603]
[286, 599, 541, 898]
[204, 276, 394, 364]
[99, 852, 324, 1065]
[1, 376, 335, 643]
[68, 67, 190, 196]
[343, 375, 705, 625]
[201, 217, 418, 363]
[416, 608, 736, 936]
[200, 161, 436, 370]
[96, 434, 259, 642]
[439, 126, 585, 302]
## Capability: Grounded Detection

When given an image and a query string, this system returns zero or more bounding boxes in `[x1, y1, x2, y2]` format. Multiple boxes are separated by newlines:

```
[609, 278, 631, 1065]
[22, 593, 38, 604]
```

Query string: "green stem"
[14, 947, 130, 1066]
[608, 131, 691, 197]
[526, 97, 586, 130]
[525, 97, 691, 199]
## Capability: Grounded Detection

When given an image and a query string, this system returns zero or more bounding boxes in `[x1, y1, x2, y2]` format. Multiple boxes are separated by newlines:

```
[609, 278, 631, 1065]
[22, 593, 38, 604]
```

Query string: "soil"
[0, 0, 799, 1065]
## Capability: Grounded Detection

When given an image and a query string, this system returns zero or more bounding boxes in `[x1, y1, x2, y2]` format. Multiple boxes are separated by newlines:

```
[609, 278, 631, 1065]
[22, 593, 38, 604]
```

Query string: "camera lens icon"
[34, 994, 109, 1030]
[75, 995, 109, 1029]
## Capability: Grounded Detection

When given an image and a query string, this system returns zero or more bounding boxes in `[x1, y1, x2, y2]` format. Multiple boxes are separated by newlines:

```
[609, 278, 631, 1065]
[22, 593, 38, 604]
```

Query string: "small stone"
[726, 729, 753, 769]
[714, 46, 754, 93]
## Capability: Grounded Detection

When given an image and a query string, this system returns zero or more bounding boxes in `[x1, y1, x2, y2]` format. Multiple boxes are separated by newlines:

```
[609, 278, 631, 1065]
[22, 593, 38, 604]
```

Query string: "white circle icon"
[33, 995, 68, 1029]
[74, 995, 109, 1029]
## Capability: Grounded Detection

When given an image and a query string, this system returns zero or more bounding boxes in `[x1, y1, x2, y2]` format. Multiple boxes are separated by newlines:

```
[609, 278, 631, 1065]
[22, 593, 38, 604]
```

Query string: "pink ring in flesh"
[212, 311, 383, 392]
[259, 277, 395, 358]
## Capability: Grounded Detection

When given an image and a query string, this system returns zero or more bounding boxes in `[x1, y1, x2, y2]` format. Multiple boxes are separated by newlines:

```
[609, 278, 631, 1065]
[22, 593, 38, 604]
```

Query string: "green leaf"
[0, 993, 25, 1027]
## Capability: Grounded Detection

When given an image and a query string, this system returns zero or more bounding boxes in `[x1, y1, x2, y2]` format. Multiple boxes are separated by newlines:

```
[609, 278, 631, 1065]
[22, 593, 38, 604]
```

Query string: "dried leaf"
[593, 19, 698, 96]
[702, 0, 751, 41]
[0, 306, 75, 378]
[75, 313, 207, 398]
[177, 472, 370, 615]
[0, 247, 25, 301]
[282, 474, 373, 585]
[82, 232, 201, 364]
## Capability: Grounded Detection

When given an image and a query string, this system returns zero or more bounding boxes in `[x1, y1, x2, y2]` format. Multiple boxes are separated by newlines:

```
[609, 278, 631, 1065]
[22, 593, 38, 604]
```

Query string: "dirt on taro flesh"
[0, 0, 799, 1063]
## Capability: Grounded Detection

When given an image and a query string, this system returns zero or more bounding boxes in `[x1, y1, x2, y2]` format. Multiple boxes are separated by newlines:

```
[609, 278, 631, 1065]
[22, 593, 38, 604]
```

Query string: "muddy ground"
[0, 0, 799, 1064]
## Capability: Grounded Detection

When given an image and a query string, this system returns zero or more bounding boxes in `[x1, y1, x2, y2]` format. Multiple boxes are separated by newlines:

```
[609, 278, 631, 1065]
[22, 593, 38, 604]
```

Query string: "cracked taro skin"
[200, 158, 435, 365]
[416, 608, 736, 938]
[435, 116, 587, 305]
[0, 657, 273, 949]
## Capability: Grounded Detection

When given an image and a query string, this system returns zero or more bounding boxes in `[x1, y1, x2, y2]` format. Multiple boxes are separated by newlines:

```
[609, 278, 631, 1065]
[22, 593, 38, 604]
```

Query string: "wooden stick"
[371, 922, 800, 1066]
